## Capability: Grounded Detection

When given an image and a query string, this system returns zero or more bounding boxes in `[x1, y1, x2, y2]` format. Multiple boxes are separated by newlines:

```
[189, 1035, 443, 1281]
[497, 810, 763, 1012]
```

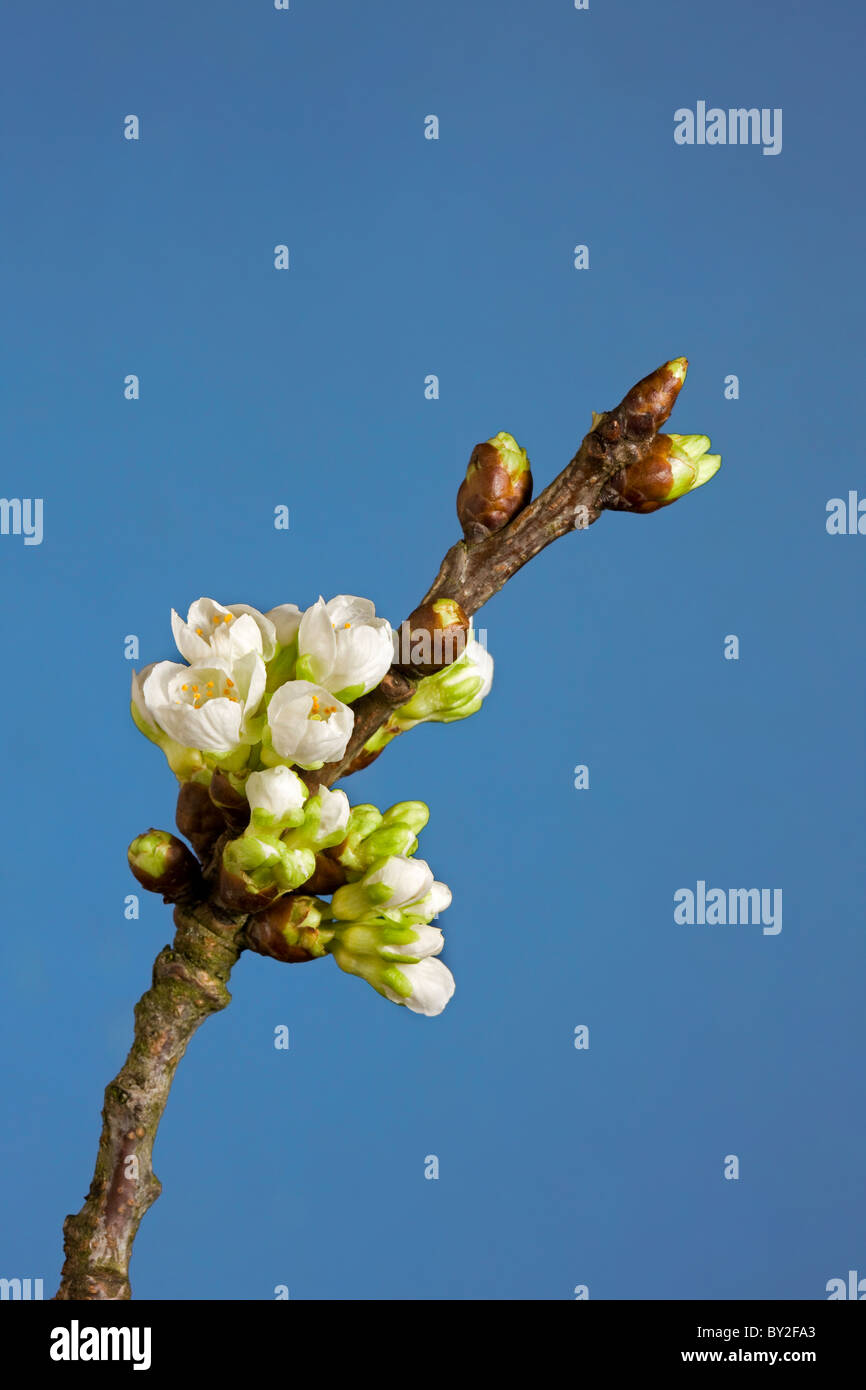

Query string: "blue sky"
[1, 0, 864, 1299]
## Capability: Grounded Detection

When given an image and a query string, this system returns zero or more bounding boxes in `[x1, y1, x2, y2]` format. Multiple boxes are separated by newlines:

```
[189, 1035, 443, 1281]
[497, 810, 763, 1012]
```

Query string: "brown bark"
[55, 899, 247, 1299]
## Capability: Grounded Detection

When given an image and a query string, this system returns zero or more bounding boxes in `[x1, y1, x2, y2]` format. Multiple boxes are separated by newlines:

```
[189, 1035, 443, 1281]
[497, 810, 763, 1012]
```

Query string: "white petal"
[327, 620, 393, 697]
[226, 604, 278, 661]
[267, 680, 354, 768]
[232, 650, 267, 726]
[325, 594, 378, 626]
[464, 637, 494, 698]
[209, 612, 264, 661]
[265, 603, 303, 647]
[131, 662, 158, 725]
[246, 765, 307, 817]
[383, 959, 456, 1016]
[317, 786, 350, 838]
[364, 856, 435, 909]
[153, 695, 242, 752]
[412, 881, 453, 920]
[298, 597, 337, 685]
[170, 608, 213, 665]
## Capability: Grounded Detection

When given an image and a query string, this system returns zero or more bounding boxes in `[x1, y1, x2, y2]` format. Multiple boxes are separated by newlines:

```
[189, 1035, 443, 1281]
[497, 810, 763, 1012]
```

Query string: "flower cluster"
[132, 594, 393, 775]
[130, 594, 496, 1018]
[222, 783, 453, 1015]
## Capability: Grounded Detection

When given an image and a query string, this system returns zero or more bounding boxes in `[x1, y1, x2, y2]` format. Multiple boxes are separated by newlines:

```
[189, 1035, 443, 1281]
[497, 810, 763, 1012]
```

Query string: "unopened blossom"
[330, 947, 456, 1017]
[266, 680, 354, 768]
[295, 595, 393, 702]
[330, 855, 437, 920]
[395, 636, 493, 725]
[604, 433, 721, 514]
[281, 785, 352, 854]
[245, 766, 307, 830]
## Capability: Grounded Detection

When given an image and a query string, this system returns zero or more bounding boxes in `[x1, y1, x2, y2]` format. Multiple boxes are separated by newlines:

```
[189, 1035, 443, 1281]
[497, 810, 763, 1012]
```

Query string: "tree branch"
[55, 899, 246, 1299]
[313, 357, 688, 789]
[57, 358, 697, 1297]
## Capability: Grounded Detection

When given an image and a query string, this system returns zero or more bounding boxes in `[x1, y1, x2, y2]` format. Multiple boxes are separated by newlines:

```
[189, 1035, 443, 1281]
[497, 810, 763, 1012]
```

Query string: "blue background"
[1, 0, 863, 1300]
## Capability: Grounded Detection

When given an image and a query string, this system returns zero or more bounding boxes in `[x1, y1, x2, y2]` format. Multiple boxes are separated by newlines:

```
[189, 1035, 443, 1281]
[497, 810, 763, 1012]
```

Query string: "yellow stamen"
[196, 628, 203, 635]
[181, 684, 188, 691]
[225, 678, 234, 688]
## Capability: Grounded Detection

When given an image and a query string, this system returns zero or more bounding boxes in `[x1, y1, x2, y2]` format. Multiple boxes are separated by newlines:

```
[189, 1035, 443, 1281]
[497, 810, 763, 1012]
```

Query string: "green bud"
[354, 823, 418, 865]
[329, 804, 384, 870]
[128, 829, 201, 898]
[395, 637, 492, 725]
[380, 801, 430, 834]
[222, 836, 315, 893]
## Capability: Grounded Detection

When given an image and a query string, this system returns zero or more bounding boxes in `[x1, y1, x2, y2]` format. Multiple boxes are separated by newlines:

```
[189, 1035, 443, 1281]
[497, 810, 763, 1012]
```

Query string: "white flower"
[316, 785, 350, 840]
[140, 649, 266, 753]
[245, 766, 307, 820]
[265, 604, 303, 647]
[382, 958, 455, 1016]
[266, 680, 354, 769]
[297, 595, 392, 700]
[171, 598, 278, 665]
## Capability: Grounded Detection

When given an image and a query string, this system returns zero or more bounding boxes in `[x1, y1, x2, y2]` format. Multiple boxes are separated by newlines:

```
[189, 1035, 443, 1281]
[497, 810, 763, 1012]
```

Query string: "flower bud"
[394, 636, 493, 726]
[128, 829, 202, 898]
[332, 920, 444, 964]
[617, 357, 688, 437]
[380, 801, 430, 834]
[327, 803, 383, 871]
[604, 433, 721, 514]
[329, 948, 455, 1016]
[218, 834, 315, 912]
[393, 598, 470, 678]
[281, 785, 351, 855]
[246, 895, 335, 962]
[331, 855, 435, 920]
[457, 431, 532, 541]
[245, 765, 308, 832]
